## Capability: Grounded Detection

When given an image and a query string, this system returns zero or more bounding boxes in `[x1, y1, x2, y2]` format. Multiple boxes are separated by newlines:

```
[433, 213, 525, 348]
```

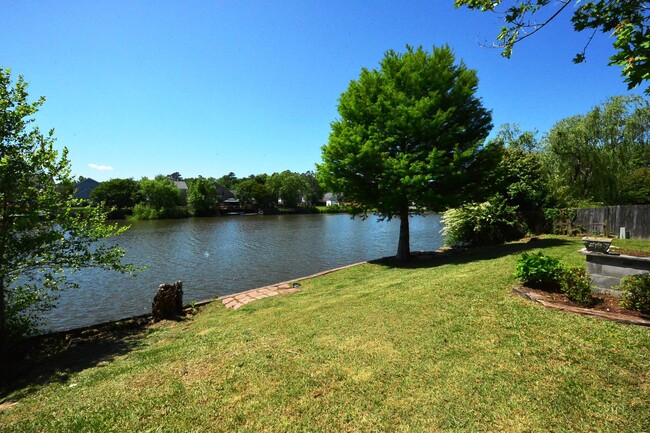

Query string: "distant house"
[215, 184, 235, 201]
[73, 178, 100, 201]
[322, 192, 339, 206]
[277, 196, 308, 206]
[173, 181, 188, 205]
[223, 197, 240, 207]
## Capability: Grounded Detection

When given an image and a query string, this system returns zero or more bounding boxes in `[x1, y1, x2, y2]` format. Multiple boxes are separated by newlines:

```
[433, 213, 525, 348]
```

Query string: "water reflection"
[42, 213, 443, 331]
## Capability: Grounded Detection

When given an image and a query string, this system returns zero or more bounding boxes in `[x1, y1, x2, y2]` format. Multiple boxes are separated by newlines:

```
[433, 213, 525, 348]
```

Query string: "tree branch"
[508, 1, 573, 45]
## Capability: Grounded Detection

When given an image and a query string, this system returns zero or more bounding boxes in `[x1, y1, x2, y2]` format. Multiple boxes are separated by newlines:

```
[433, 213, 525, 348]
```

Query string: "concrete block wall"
[581, 249, 650, 291]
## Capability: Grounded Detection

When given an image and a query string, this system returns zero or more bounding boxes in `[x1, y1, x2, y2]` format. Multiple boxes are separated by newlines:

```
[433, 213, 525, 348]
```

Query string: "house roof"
[73, 178, 100, 200]
[322, 192, 339, 201]
[215, 184, 235, 199]
[173, 181, 188, 191]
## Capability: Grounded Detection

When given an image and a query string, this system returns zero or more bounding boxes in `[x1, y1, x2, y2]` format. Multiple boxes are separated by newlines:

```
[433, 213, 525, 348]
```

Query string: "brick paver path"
[219, 261, 367, 309]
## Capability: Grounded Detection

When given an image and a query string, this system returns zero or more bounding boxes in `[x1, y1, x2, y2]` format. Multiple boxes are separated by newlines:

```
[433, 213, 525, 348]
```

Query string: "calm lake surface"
[42, 213, 444, 332]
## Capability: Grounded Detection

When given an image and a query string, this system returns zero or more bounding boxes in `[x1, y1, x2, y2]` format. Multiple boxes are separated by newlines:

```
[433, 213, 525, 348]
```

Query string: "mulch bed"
[513, 286, 650, 327]
[607, 248, 650, 258]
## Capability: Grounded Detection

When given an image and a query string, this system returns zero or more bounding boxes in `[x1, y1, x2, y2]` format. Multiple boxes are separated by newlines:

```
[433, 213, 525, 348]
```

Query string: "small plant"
[560, 267, 595, 307]
[616, 273, 650, 314]
[187, 301, 199, 315]
[514, 252, 564, 291]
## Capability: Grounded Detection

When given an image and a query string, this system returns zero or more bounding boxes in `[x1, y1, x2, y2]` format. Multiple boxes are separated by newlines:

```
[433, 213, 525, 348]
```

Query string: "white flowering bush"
[441, 195, 526, 246]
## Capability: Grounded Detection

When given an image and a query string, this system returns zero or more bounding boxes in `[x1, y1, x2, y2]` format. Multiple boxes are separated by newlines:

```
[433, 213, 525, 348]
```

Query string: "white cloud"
[88, 163, 114, 171]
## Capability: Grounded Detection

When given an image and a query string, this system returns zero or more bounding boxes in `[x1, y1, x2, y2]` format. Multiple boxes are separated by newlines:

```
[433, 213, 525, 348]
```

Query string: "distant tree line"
[89, 170, 325, 219]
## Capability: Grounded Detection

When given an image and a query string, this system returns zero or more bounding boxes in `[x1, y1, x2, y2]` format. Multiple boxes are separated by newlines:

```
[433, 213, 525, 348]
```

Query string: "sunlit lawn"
[1, 236, 648, 432]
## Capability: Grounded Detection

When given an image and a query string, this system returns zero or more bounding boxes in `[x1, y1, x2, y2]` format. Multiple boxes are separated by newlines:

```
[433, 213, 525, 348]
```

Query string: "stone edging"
[218, 261, 368, 309]
[512, 286, 650, 327]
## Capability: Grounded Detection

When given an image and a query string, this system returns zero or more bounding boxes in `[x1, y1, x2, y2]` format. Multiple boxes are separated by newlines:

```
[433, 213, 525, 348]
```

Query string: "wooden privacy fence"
[575, 205, 650, 239]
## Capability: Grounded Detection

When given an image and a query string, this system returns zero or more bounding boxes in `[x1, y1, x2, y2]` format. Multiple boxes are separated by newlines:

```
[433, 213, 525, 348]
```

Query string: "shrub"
[617, 273, 650, 314]
[131, 204, 187, 220]
[318, 204, 351, 214]
[514, 252, 564, 291]
[560, 267, 595, 307]
[442, 195, 526, 247]
[131, 203, 160, 220]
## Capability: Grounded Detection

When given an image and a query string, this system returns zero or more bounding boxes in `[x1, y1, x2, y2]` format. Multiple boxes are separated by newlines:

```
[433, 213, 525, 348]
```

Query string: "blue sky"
[2, 0, 642, 181]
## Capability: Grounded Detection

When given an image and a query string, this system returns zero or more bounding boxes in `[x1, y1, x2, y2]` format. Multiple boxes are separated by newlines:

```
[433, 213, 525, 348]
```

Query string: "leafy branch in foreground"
[0, 68, 136, 342]
[455, 0, 650, 93]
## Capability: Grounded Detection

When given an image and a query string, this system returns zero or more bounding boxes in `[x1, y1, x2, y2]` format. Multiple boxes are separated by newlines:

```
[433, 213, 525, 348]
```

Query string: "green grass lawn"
[1, 236, 648, 432]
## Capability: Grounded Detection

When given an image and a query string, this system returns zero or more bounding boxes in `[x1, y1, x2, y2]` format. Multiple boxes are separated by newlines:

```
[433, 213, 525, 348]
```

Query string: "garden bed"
[513, 285, 650, 326]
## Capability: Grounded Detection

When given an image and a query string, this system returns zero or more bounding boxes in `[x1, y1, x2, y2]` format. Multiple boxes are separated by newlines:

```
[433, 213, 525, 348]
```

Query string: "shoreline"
[1, 260, 369, 378]
[29, 261, 371, 341]
[37, 246, 457, 337]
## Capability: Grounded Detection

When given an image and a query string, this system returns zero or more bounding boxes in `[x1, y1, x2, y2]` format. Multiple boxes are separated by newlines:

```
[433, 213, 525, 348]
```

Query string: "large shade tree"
[455, 0, 650, 93]
[0, 69, 134, 342]
[318, 46, 495, 260]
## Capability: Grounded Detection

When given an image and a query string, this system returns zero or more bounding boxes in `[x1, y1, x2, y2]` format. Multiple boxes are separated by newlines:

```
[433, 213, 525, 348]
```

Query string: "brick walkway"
[219, 261, 367, 309]
[219, 283, 301, 309]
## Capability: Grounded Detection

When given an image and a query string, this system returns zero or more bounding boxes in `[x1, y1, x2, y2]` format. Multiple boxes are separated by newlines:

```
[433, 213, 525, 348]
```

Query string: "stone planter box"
[582, 236, 612, 253]
[580, 248, 650, 294]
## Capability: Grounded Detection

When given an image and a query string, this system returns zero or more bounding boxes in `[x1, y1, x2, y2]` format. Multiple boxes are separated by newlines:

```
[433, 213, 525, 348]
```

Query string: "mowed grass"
[1, 236, 648, 432]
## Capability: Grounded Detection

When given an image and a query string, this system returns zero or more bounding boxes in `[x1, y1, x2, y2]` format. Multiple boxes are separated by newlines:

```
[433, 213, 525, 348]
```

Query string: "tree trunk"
[0, 277, 5, 346]
[396, 204, 410, 261]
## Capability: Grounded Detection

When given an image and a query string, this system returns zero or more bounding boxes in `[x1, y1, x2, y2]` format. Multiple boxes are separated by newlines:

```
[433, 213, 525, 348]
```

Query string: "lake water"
[42, 213, 444, 332]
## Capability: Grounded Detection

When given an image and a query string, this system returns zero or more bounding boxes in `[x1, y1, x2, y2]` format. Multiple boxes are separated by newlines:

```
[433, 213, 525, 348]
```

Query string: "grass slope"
[1, 237, 649, 432]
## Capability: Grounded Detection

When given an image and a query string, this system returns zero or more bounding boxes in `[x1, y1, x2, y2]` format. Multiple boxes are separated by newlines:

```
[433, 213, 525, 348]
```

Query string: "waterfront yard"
[1, 236, 648, 432]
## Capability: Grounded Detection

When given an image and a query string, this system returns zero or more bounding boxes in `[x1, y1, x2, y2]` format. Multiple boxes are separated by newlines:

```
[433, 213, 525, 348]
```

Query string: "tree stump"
[152, 281, 183, 321]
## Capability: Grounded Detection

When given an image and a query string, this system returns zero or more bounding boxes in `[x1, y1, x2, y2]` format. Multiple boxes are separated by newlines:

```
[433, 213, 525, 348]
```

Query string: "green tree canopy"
[91, 178, 141, 209]
[621, 167, 650, 204]
[455, 0, 650, 93]
[236, 175, 275, 208]
[542, 95, 650, 206]
[268, 170, 308, 208]
[317, 45, 494, 260]
[301, 171, 325, 206]
[187, 177, 219, 216]
[217, 172, 239, 190]
[492, 125, 549, 208]
[166, 171, 183, 181]
[480, 124, 549, 232]
[139, 176, 183, 211]
[0, 69, 134, 341]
